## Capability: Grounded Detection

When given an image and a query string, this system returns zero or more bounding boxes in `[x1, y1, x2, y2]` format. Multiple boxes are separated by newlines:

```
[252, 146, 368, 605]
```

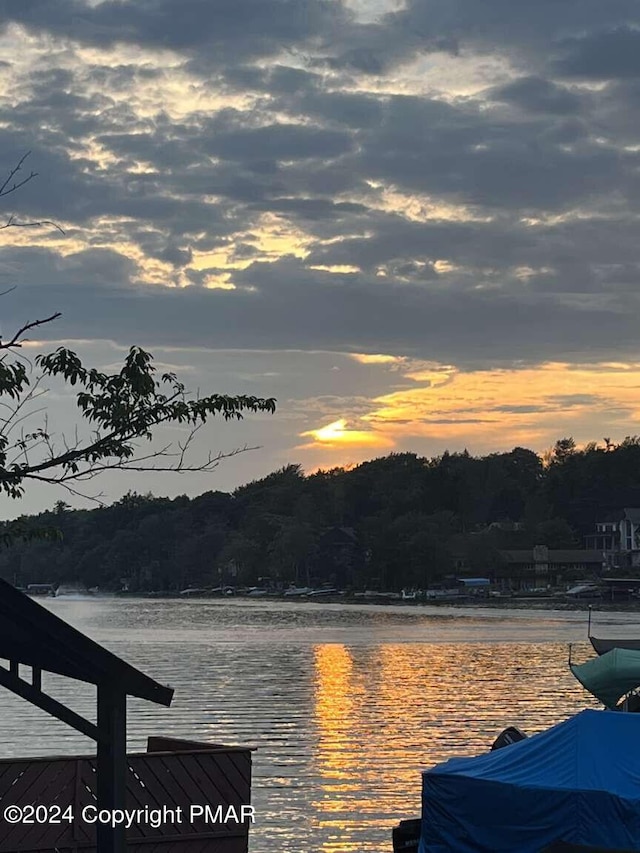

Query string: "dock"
[0, 736, 253, 852]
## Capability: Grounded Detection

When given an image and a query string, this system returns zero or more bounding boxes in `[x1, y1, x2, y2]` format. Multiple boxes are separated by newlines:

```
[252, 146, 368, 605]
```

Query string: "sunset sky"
[1, 0, 640, 515]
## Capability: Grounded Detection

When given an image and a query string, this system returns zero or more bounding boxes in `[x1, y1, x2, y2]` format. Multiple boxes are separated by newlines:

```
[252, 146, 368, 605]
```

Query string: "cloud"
[0, 0, 639, 513]
[299, 417, 393, 449]
[350, 353, 405, 365]
[354, 93, 626, 211]
[0, 246, 137, 289]
[205, 124, 355, 162]
[555, 26, 640, 80]
[488, 76, 585, 114]
[2, 253, 638, 372]
[355, 361, 640, 453]
[0, 0, 350, 63]
[376, 0, 640, 71]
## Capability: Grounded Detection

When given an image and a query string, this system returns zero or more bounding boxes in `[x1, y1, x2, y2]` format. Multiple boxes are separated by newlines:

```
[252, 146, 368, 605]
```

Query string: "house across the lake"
[494, 545, 605, 591]
[584, 507, 640, 570]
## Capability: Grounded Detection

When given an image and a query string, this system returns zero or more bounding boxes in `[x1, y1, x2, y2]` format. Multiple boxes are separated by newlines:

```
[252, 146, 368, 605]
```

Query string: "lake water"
[1, 598, 638, 851]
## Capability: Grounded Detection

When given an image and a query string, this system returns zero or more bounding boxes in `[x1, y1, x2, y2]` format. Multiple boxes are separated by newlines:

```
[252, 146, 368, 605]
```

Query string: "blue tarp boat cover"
[419, 709, 640, 852]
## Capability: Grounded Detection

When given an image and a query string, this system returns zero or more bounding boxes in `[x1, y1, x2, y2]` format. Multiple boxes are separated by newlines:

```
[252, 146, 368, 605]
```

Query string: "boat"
[307, 587, 340, 597]
[55, 583, 92, 597]
[209, 586, 235, 596]
[283, 586, 313, 597]
[570, 646, 640, 711]
[360, 590, 401, 601]
[490, 725, 527, 750]
[587, 606, 640, 655]
[590, 635, 640, 654]
[392, 724, 528, 852]
[415, 710, 640, 852]
[394, 647, 640, 851]
[26, 583, 56, 597]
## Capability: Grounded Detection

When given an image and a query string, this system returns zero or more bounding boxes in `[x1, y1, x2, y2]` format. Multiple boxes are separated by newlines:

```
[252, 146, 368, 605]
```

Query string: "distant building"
[584, 507, 640, 570]
[449, 539, 604, 591]
[495, 545, 604, 591]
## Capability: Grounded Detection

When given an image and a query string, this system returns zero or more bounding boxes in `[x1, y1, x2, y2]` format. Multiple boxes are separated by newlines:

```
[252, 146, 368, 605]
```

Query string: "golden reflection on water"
[311, 642, 599, 852]
[313, 644, 356, 784]
[312, 644, 365, 853]
[6, 600, 607, 853]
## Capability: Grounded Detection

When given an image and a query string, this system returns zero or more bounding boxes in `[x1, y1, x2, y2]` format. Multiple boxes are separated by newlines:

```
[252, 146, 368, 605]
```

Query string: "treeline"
[3, 437, 640, 592]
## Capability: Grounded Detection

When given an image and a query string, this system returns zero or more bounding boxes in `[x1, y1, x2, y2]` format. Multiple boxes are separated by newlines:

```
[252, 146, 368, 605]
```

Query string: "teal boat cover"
[419, 709, 640, 852]
[571, 647, 640, 708]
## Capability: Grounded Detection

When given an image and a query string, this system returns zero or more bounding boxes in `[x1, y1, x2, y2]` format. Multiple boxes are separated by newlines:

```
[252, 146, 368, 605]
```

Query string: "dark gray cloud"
[0, 246, 136, 293]
[290, 90, 384, 129]
[494, 395, 604, 414]
[224, 64, 322, 96]
[546, 394, 603, 407]
[2, 254, 638, 371]
[488, 77, 584, 115]
[377, 0, 640, 71]
[205, 124, 355, 162]
[356, 94, 626, 211]
[555, 27, 640, 79]
[0, 0, 349, 62]
[0, 0, 636, 374]
[249, 198, 368, 221]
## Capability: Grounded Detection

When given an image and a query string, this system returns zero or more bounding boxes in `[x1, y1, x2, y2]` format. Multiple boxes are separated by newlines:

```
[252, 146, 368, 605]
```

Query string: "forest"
[2, 436, 640, 593]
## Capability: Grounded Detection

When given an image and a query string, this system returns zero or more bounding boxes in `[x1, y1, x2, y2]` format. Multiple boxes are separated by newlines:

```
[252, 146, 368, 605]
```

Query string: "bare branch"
[16, 444, 256, 483]
[0, 387, 198, 481]
[176, 423, 203, 468]
[0, 312, 62, 350]
[0, 154, 65, 238]
[0, 376, 47, 433]
[0, 152, 37, 199]
[23, 472, 107, 506]
[0, 214, 65, 234]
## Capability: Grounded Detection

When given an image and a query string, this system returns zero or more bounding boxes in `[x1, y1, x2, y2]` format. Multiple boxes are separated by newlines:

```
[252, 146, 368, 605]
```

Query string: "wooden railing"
[0, 738, 253, 852]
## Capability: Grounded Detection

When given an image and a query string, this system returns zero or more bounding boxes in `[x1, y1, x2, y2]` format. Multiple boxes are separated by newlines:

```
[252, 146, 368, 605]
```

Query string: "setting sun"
[300, 419, 394, 449]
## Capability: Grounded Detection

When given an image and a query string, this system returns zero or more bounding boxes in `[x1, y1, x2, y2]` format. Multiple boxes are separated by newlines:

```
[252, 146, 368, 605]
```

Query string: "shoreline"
[54, 590, 640, 613]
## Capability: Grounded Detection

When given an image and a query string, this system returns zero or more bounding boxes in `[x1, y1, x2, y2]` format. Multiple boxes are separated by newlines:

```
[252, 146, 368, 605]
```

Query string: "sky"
[1, 0, 640, 516]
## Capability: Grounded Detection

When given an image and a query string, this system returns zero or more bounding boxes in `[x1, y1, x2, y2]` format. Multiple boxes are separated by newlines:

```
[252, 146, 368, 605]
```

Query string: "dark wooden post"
[96, 683, 127, 853]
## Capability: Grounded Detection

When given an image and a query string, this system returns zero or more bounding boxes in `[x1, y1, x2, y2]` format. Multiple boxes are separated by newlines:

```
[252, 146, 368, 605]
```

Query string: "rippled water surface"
[2, 598, 637, 851]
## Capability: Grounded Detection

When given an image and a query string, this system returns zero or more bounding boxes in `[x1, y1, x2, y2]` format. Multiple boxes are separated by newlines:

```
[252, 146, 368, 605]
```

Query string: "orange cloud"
[299, 418, 395, 450]
[296, 359, 640, 471]
[368, 361, 640, 455]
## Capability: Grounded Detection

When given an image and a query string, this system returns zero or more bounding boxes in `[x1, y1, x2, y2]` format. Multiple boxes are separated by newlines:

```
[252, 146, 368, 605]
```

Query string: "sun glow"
[300, 418, 394, 449]
[295, 358, 640, 473]
[350, 353, 405, 365]
[313, 419, 349, 441]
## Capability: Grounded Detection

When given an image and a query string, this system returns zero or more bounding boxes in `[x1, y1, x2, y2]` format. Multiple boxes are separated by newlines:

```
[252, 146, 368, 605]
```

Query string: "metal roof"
[0, 577, 173, 706]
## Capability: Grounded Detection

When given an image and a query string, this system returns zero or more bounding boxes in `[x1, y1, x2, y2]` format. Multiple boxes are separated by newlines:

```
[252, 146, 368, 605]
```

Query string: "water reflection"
[308, 638, 601, 852]
[313, 645, 360, 852]
[314, 645, 355, 783]
[0, 598, 607, 852]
